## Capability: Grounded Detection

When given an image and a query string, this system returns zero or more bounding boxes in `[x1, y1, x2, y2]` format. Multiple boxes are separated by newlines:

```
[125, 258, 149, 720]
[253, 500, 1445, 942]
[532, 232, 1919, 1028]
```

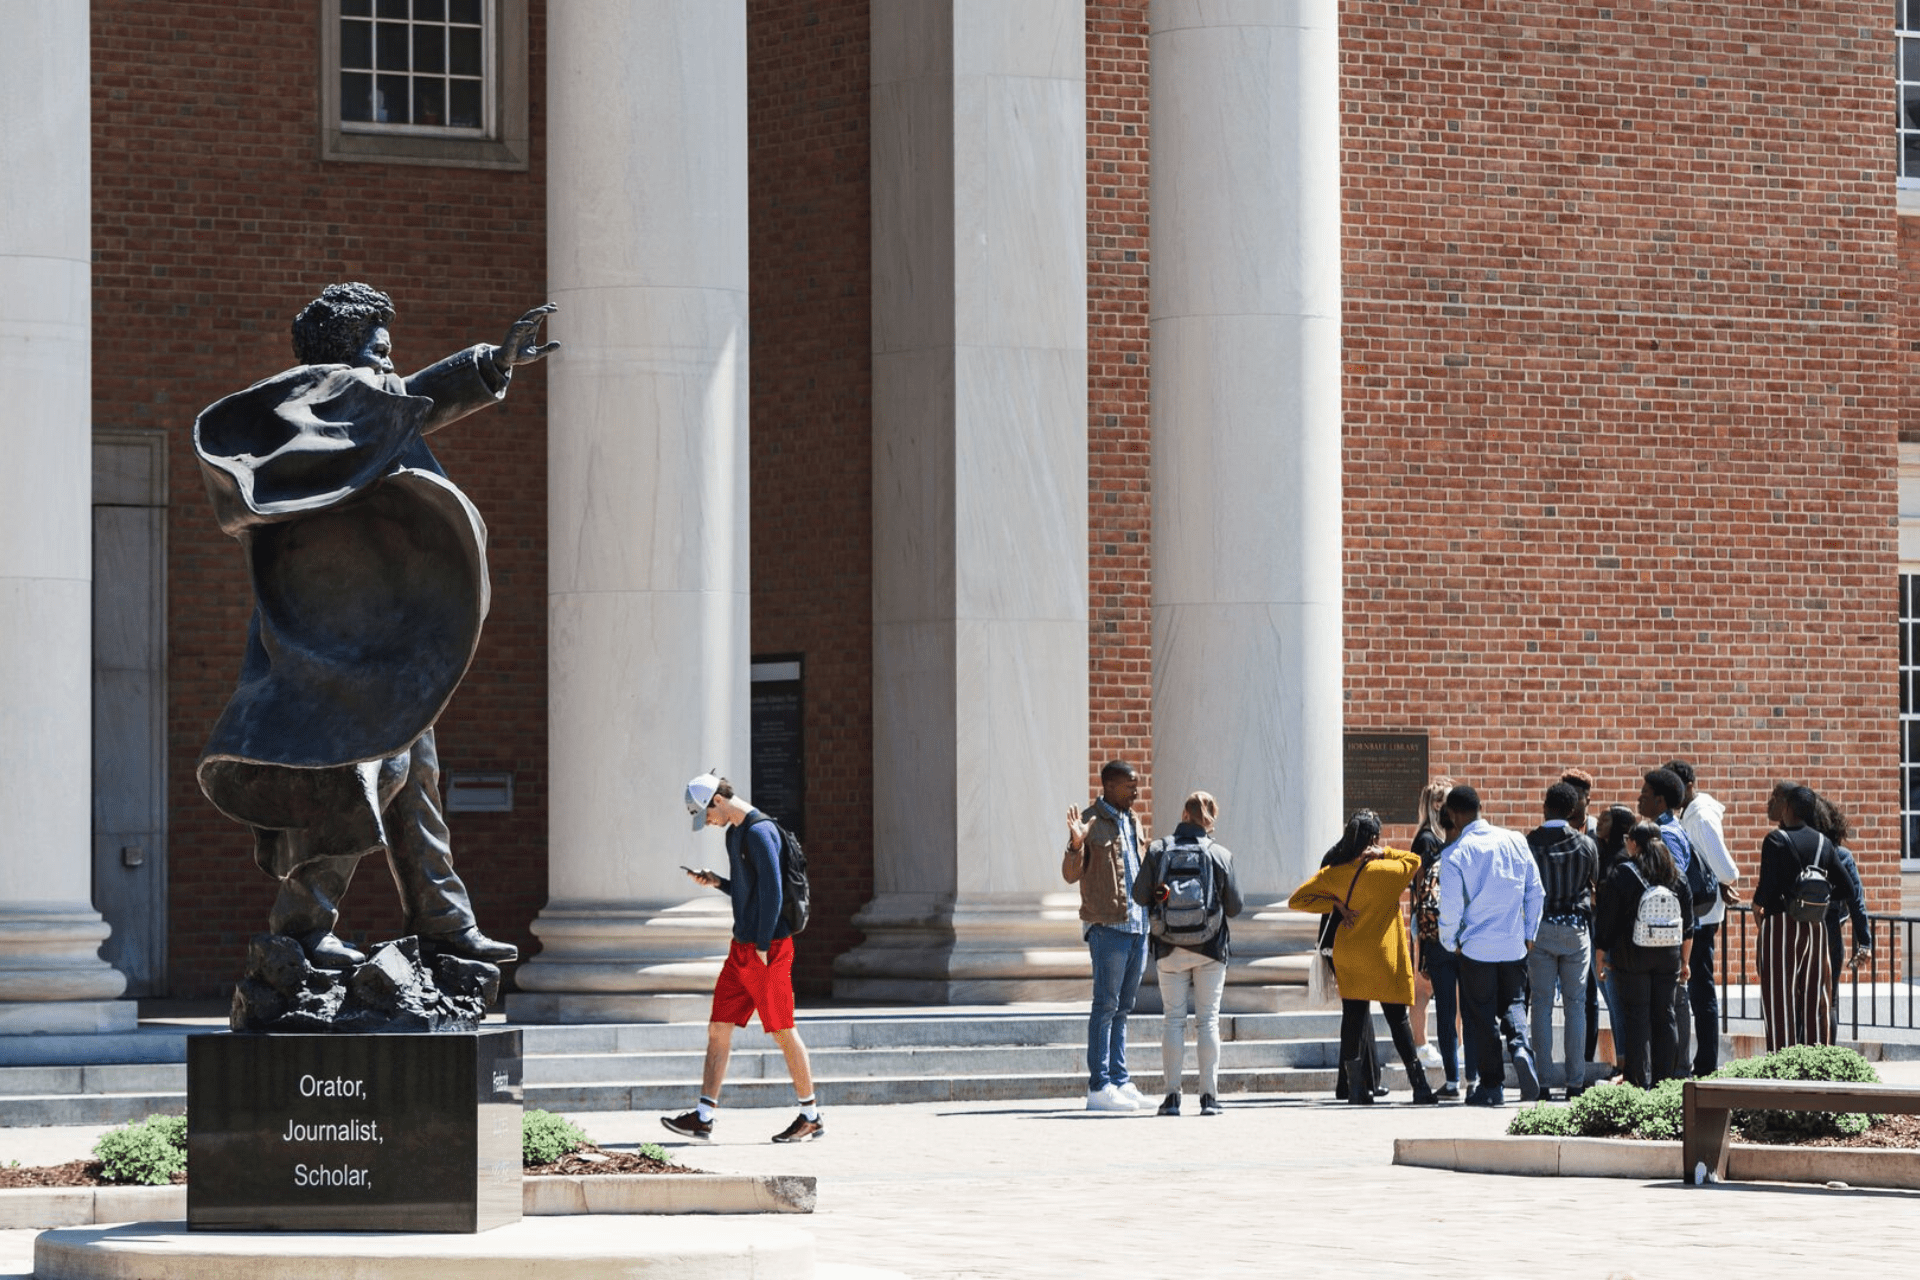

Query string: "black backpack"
[1784, 831, 1834, 925]
[745, 815, 812, 935]
[1148, 835, 1224, 948]
[1680, 831, 1719, 914]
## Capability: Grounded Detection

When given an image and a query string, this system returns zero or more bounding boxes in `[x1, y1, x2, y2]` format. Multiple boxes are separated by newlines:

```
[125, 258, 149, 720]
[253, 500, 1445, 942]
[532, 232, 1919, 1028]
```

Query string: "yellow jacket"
[1288, 848, 1421, 1006]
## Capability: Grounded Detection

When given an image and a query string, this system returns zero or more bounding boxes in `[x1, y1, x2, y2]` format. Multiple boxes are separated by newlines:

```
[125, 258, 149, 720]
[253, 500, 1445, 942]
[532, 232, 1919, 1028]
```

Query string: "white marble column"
[0, 2, 132, 1036]
[509, 1, 751, 1022]
[1149, 0, 1343, 980]
[832, 0, 1091, 1003]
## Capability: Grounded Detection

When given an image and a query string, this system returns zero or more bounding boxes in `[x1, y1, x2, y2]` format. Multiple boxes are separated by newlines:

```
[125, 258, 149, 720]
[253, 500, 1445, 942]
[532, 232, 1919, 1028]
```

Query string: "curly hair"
[290, 282, 395, 365]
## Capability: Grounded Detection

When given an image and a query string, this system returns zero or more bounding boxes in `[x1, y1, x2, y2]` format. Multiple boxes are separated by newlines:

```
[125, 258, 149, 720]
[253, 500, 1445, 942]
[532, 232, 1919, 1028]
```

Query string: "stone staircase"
[0, 1006, 1427, 1125]
[517, 1008, 1394, 1111]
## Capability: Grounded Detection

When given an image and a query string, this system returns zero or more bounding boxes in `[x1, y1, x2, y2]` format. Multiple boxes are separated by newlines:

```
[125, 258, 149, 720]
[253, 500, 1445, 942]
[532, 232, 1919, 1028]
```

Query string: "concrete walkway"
[8, 1062, 1920, 1278]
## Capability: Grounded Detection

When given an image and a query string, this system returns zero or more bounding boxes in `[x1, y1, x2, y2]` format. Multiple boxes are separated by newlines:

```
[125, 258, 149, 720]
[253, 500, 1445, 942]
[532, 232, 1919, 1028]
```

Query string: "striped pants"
[1757, 912, 1832, 1052]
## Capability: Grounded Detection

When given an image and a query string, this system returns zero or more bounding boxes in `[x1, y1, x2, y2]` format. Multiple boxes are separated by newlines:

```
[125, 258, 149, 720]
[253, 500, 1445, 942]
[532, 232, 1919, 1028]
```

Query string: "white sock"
[696, 1096, 717, 1123]
[798, 1095, 819, 1121]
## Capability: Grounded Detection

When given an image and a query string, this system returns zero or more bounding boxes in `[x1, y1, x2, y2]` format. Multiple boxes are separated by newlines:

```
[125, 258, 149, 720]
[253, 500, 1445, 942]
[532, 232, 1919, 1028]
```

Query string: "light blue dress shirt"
[1437, 818, 1544, 963]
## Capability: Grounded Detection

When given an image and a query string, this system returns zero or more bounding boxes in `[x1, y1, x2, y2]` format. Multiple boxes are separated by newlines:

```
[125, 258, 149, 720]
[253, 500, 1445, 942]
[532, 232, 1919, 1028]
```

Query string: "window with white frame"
[1901, 446, 1920, 869]
[321, 0, 528, 170]
[1904, 573, 1920, 867]
[1901, 2, 1920, 186]
[339, 0, 491, 134]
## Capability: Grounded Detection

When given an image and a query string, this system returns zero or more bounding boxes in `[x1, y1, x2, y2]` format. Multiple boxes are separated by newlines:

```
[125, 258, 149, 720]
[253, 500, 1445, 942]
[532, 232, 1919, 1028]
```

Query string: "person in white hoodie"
[1666, 760, 1742, 1075]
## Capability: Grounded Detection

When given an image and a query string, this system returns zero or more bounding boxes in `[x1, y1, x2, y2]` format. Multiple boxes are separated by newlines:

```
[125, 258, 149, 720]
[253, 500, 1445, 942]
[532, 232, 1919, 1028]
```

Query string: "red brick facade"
[85, 3, 1908, 998]
[1086, 3, 1155, 825]
[93, 2, 553, 996]
[1341, 3, 1902, 909]
[746, 0, 874, 995]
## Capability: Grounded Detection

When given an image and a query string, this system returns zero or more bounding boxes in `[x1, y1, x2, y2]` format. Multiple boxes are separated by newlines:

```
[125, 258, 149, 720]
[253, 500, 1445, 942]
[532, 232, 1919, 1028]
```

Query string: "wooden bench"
[1683, 1079, 1920, 1185]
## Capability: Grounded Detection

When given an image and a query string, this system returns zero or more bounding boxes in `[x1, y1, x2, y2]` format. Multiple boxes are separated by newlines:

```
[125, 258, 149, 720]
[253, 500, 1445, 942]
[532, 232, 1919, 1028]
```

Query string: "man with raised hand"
[1064, 761, 1151, 1112]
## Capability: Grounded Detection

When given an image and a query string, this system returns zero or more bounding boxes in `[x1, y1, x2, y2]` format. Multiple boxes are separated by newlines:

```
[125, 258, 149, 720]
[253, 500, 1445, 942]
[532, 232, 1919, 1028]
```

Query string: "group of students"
[1290, 762, 1875, 1105]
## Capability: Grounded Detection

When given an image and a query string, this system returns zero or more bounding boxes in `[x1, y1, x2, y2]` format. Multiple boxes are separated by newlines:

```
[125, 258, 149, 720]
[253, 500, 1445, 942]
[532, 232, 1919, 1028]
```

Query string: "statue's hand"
[491, 303, 560, 373]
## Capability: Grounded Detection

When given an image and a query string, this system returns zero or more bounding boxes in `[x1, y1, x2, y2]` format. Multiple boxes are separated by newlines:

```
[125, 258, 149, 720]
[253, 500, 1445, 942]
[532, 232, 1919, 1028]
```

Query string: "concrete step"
[522, 1036, 1357, 1086]
[0, 1090, 187, 1127]
[0, 1063, 186, 1095]
[514, 1009, 1360, 1055]
[533, 1059, 1488, 1114]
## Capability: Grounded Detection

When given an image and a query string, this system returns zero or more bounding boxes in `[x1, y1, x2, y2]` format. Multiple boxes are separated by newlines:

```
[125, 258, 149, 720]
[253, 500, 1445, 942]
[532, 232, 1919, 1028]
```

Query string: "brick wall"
[1087, 2, 1155, 825]
[746, 0, 873, 996]
[1341, 4, 1903, 913]
[93, 2, 551, 997]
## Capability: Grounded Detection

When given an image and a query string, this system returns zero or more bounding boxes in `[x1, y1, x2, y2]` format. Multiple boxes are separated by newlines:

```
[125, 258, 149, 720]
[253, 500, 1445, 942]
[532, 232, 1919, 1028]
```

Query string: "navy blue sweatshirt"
[717, 811, 790, 949]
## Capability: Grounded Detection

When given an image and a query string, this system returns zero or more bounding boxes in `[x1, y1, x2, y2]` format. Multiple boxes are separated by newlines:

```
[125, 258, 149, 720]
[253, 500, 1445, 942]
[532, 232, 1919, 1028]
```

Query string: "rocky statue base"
[230, 934, 501, 1034]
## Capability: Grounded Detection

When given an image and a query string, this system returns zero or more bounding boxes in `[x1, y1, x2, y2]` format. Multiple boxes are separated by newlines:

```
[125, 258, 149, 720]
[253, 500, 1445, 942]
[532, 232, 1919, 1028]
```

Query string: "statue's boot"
[419, 926, 518, 964]
[297, 930, 367, 972]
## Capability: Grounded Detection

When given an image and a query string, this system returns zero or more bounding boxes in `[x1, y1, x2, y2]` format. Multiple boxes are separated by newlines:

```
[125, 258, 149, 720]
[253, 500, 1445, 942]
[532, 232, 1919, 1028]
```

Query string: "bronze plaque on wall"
[1343, 733, 1429, 825]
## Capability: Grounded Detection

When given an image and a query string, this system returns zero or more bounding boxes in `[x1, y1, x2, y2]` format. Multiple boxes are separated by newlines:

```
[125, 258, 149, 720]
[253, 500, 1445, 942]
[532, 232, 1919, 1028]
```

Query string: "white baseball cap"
[685, 773, 722, 831]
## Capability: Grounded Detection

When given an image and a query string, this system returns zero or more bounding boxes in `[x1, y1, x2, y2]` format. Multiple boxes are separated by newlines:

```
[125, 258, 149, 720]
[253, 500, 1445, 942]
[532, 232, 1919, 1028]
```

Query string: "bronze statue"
[193, 284, 556, 980]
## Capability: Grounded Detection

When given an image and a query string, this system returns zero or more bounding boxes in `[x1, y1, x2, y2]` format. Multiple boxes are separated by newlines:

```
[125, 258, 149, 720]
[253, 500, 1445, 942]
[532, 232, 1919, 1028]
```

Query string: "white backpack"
[1627, 864, 1684, 948]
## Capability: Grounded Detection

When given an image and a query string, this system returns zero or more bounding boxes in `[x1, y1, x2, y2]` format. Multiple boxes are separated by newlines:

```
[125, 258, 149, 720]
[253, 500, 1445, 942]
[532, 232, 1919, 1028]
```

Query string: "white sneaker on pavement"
[1115, 1081, 1148, 1109]
[1417, 1043, 1443, 1069]
[1086, 1084, 1134, 1112]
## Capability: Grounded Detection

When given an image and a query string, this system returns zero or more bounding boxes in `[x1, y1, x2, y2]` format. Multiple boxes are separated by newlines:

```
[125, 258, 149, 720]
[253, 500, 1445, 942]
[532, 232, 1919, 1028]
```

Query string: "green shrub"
[1708, 1044, 1882, 1141]
[1632, 1078, 1685, 1141]
[522, 1109, 591, 1166]
[93, 1114, 188, 1186]
[1566, 1081, 1650, 1137]
[1505, 1102, 1578, 1137]
[636, 1142, 673, 1163]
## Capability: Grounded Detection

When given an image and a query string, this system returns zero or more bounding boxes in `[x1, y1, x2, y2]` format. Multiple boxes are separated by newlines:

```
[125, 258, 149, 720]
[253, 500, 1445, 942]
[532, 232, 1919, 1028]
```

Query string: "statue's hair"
[291, 283, 395, 365]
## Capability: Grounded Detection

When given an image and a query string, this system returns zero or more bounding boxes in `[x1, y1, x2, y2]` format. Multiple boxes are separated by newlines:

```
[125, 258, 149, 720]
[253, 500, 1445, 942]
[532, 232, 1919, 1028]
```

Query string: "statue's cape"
[191, 364, 490, 846]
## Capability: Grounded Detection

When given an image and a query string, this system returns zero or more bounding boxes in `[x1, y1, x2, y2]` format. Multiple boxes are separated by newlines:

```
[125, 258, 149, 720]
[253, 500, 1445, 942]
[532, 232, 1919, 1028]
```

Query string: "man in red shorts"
[660, 772, 823, 1143]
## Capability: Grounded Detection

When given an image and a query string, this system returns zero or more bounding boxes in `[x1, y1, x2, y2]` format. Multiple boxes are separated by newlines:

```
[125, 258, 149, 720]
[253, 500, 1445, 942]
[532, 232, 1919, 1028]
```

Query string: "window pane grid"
[1904, 574, 1920, 862]
[339, 0, 488, 134]
[1900, 9, 1920, 183]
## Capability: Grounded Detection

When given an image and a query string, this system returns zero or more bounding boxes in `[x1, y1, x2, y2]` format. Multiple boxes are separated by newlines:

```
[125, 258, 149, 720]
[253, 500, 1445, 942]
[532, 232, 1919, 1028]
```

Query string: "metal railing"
[1716, 905, 1920, 1039]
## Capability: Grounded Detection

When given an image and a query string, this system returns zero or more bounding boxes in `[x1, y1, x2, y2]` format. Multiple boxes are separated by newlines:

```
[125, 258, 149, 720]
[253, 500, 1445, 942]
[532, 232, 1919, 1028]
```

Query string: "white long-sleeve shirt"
[1679, 792, 1740, 927]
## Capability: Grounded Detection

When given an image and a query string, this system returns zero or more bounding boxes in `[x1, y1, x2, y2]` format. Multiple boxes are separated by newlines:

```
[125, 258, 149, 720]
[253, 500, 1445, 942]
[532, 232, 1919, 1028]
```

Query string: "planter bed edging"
[0, 1173, 814, 1230]
[1394, 1135, 1920, 1189]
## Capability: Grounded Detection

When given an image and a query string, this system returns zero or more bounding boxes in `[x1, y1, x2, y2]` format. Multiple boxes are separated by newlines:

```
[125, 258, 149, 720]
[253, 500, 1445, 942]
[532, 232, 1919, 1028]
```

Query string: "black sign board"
[187, 1029, 522, 1233]
[1343, 732, 1429, 825]
[751, 656, 805, 840]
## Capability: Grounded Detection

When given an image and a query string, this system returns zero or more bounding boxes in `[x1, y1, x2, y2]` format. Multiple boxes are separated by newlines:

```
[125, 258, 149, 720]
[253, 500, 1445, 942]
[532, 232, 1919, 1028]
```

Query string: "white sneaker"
[1086, 1084, 1133, 1112]
[1417, 1043, 1443, 1069]
[1115, 1081, 1148, 1109]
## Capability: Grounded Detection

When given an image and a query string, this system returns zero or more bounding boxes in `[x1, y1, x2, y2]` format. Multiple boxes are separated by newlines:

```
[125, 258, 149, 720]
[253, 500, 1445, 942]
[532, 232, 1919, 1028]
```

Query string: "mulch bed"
[523, 1144, 699, 1176]
[0, 1145, 695, 1189]
[0, 1161, 183, 1189]
[1758, 1113, 1920, 1150]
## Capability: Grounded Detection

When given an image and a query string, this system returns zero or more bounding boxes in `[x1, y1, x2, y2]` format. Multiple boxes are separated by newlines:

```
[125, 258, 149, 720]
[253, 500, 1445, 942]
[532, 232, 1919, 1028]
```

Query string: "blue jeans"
[1086, 924, 1147, 1090]
[1425, 943, 1472, 1083]
[1525, 920, 1591, 1089]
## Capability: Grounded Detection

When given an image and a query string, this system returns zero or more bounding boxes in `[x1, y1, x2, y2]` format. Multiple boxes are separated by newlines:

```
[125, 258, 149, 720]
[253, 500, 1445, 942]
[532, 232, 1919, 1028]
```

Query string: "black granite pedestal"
[187, 1028, 522, 1232]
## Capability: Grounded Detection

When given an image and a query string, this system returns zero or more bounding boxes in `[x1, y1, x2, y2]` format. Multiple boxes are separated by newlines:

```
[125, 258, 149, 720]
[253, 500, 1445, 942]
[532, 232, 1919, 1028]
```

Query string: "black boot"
[1344, 1057, 1374, 1105]
[1408, 1067, 1438, 1105]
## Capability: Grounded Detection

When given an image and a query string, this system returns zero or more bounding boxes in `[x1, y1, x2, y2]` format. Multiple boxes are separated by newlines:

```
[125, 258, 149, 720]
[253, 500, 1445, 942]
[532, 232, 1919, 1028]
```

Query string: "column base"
[832, 895, 1321, 1008]
[831, 893, 1099, 1005]
[506, 899, 735, 1024]
[0, 904, 130, 1021]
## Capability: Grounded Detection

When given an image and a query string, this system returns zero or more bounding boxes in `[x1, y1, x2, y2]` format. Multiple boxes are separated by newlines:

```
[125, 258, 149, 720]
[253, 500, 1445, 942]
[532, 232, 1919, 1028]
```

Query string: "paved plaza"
[7, 1062, 1920, 1278]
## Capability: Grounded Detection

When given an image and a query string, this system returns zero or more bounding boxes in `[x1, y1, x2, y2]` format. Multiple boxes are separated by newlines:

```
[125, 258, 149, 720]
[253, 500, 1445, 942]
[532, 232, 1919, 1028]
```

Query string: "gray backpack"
[1149, 836, 1223, 947]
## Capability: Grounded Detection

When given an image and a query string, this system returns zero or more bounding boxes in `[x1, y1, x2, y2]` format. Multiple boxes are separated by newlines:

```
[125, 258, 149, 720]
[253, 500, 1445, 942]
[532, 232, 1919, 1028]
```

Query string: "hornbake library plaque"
[1342, 732, 1429, 825]
[187, 1028, 522, 1232]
